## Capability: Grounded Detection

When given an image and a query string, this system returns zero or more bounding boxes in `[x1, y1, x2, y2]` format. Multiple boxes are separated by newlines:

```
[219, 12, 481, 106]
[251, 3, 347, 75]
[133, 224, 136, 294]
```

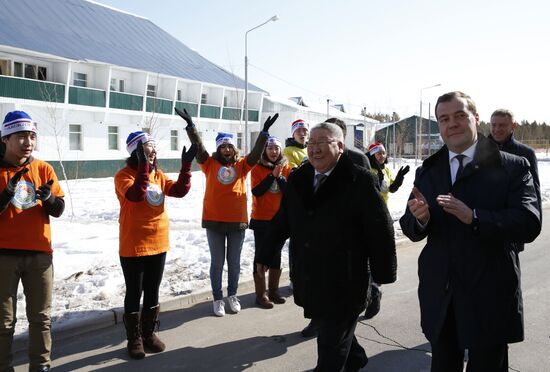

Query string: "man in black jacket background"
[258, 122, 396, 371]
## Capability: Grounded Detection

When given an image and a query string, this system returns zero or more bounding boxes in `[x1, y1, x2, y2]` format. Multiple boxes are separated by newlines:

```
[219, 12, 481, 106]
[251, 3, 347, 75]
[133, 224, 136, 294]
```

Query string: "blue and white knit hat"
[266, 136, 282, 148]
[126, 131, 154, 155]
[215, 132, 234, 149]
[2, 111, 37, 137]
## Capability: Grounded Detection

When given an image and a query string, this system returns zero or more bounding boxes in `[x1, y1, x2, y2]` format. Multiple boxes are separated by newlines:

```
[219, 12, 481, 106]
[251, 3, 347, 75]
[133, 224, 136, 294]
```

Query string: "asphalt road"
[14, 208, 548, 372]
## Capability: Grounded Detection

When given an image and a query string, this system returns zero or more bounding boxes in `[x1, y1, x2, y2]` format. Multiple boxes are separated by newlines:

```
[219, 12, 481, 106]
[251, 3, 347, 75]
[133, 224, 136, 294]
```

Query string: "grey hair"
[491, 108, 515, 123]
[310, 122, 344, 141]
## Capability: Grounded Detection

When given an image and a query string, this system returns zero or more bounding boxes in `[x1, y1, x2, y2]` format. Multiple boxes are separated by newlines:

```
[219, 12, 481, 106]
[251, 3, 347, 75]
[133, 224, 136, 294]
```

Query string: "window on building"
[147, 85, 156, 97]
[37, 66, 47, 81]
[69, 124, 82, 150]
[201, 93, 207, 104]
[24, 64, 36, 79]
[108, 126, 118, 150]
[14, 62, 23, 77]
[73, 72, 87, 87]
[119, 80, 125, 92]
[110, 78, 117, 91]
[237, 132, 243, 150]
[177, 89, 182, 101]
[223, 96, 228, 107]
[171, 130, 178, 151]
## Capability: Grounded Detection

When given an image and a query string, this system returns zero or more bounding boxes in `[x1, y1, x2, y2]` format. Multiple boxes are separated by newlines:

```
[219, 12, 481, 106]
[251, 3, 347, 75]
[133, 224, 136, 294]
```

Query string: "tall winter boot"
[254, 272, 274, 309]
[268, 268, 286, 304]
[141, 305, 166, 353]
[123, 312, 145, 359]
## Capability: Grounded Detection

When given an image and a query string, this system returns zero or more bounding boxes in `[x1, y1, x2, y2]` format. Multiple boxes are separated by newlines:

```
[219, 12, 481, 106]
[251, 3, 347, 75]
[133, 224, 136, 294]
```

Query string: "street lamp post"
[417, 83, 441, 164]
[244, 15, 279, 153]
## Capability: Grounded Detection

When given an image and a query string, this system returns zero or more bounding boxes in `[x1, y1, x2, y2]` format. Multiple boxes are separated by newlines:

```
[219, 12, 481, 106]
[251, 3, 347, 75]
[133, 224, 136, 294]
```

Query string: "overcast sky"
[95, 0, 549, 123]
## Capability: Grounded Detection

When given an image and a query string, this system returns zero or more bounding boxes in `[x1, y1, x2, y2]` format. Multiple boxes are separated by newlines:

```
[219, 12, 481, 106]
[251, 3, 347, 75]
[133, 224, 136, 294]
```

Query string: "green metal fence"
[146, 97, 172, 114]
[222, 107, 241, 121]
[200, 104, 221, 119]
[68, 86, 106, 107]
[0, 75, 65, 102]
[109, 92, 143, 111]
[175, 101, 199, 117]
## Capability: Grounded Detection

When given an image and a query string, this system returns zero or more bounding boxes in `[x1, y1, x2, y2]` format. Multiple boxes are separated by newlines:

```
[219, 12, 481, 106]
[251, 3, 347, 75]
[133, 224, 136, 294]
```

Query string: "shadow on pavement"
[366, 342, 431, 372]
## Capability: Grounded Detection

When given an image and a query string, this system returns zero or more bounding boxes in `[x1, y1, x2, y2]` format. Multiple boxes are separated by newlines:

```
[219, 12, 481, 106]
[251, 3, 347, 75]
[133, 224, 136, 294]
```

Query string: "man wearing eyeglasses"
[258, 122, 397, 371]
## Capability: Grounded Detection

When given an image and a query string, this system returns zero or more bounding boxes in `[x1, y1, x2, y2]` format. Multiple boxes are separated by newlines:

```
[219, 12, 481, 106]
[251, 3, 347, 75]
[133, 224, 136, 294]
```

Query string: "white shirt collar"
[448, 141, 478, 163]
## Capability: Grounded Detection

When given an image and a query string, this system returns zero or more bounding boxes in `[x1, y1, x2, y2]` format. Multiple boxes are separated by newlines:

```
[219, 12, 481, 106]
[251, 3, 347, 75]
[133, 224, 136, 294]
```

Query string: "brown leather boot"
[268, 268, 286, 304]
[254, 272, 274, 309]
[123, 312, 145, 359]
[141, 305, 166, 353]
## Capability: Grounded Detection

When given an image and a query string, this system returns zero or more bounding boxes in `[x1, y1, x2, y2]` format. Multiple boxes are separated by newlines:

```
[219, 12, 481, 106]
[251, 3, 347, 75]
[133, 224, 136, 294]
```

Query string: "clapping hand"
[6, 168, 29, 194]
[136, 142, 147, 164]
[36, 179, 54, 203]
[181, 143, 198, 163]
[407, 187, 430, 225]
[174, 107, 195, 129]
[272, 164, 282, 178]
[262, 113, 279, 133]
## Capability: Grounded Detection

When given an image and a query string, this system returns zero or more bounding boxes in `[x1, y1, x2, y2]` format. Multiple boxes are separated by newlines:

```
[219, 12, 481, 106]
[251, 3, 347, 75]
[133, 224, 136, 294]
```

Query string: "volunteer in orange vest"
[114, 131, 196, 359]
[0, 110, 65, 372]
[175, 107, 279, 317]
[250, 136, 292, 309]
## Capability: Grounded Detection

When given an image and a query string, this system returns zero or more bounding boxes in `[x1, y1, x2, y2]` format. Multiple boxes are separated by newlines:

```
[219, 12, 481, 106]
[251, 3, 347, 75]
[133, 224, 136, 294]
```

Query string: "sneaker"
[228, 295, 241, 313]
[213, 299, 225, 317]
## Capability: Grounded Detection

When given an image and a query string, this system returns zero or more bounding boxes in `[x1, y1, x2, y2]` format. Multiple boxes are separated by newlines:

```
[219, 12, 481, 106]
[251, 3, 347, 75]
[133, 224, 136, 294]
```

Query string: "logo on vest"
[217, 166, 236, 185]
[146, 183, 164, 206]
[11, 180, 38, 210]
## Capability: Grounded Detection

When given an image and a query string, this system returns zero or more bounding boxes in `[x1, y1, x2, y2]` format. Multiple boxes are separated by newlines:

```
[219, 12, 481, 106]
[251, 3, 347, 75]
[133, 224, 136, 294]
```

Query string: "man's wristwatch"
[471, 208, 480, 233]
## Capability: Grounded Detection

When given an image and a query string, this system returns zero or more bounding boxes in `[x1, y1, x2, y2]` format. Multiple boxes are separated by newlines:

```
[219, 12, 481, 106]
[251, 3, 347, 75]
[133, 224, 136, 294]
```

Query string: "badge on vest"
[146, 183, 164, 206]
[10, 180, 38, 210]
[217, 166, 236, 185]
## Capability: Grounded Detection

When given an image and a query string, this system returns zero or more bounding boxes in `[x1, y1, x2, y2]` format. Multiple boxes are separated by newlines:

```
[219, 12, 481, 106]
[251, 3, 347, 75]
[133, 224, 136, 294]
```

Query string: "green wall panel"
[175, 101, 198, 117]
[222, 107, 241, 120]
[0, 76, 64, 102]
[200, 104, 220, 119]
[69, 86, 106, 107]
[146, 97, 172, 114]
[109, 92, 143, 111]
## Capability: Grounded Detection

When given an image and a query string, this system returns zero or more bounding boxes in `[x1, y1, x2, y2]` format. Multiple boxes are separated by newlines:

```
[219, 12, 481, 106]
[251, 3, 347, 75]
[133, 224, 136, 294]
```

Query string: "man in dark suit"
[400, 91, 541, 371]
[299, 117, 373, 338]
[258, 122, 397, 371]
[489, 109, 541, 220]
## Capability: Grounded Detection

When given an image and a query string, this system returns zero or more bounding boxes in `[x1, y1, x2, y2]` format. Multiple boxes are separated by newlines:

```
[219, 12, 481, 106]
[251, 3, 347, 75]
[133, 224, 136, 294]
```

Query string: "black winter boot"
[141, 305, 166, 353]
[123, 312, 145, 359]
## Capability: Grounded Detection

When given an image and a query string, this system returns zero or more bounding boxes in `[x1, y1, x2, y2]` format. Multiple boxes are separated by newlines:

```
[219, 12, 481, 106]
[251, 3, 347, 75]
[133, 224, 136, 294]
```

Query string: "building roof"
[0, 0, 265, 92]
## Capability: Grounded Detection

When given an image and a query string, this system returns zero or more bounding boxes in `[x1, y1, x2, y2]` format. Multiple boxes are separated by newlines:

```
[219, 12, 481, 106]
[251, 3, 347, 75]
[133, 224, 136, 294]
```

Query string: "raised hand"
[397, 165, 410, 179]
[136, 142, 147, 164]
[407, 186, 430, 225]
[436, 192, 473, 224]
[6, 168, 29, 194]
[181, 143, 198, 163]
[262, 113, 279, 133]
[36, 179, 54, 202]
[174, 107, 195, 129]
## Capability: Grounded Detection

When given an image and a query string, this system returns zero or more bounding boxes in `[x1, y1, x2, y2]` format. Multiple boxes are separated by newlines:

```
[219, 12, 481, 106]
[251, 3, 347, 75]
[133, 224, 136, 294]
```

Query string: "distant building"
[0, 0, 266, 177]
[373, 115, 442, 158]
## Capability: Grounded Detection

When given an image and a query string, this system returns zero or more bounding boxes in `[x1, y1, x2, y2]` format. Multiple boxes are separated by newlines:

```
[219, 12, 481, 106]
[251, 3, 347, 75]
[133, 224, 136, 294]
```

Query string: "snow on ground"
[13, 155, 550, 335]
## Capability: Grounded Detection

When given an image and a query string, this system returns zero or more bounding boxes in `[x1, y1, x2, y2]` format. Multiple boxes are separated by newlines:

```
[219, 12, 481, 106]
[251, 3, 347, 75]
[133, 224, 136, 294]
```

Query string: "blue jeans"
[206, 229, 245, 301]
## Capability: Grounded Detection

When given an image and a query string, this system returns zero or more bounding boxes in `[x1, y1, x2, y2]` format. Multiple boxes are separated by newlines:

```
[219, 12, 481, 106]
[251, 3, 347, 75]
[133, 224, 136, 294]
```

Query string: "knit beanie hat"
[368, 142, 386, 155]
[266, 136, 282, 148]
[126, 131, 154, 155]
[216, 132, 234, 149]
[291, 119, 308, 136]
[2, 111, 37, 137]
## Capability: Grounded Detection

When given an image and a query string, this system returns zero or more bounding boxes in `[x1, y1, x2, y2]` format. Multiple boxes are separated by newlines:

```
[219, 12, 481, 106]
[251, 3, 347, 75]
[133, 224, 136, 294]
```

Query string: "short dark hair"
[435, 91, 477, 119]
[325, 117, 346, 137]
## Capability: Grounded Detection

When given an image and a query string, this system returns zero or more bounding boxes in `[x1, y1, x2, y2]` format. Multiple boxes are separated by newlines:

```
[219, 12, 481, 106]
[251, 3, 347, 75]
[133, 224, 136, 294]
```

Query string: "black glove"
[6, 168, 29, 194]
[136, 142, 147, 164]
[262, 113, 279, 133]
[389, 165, 410, 192]
[174, 107, 195, 129]
[36, 179, 54, 203]
[181, 143, 198, 163]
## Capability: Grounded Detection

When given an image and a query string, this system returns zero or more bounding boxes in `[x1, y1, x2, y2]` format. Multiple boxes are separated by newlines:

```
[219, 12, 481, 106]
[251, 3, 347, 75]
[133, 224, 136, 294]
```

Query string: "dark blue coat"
[399, 135, 541, 348]
[260, 153, 397, 319]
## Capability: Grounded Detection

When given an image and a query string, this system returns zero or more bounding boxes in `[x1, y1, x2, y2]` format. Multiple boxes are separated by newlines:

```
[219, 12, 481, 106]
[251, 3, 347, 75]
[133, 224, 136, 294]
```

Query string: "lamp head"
[271, 15, 279, 22]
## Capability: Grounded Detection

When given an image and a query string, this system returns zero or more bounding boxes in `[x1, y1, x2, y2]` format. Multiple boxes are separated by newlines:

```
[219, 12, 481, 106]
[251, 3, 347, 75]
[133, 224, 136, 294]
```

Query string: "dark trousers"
[251, 219, 282, 272]
[314, 314, 368, 372]
[431, 305, 509, 372]
[120, 252, 166, 313]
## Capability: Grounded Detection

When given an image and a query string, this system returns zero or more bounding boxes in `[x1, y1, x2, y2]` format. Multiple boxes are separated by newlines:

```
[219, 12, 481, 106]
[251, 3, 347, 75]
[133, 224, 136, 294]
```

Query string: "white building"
[0, 0, 266, 177]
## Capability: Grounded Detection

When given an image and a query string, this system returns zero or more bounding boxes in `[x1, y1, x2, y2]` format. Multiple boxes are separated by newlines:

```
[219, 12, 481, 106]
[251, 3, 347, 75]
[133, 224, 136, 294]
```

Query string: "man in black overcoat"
[258, 122, 397, 371]
[400, 91, 541, 372]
